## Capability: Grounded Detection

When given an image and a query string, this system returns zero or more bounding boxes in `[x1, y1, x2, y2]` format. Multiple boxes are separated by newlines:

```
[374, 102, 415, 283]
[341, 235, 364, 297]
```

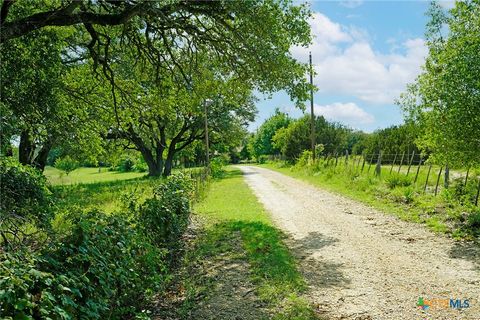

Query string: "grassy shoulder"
[178, 167, 319, 319]
[259, 161, 480, 240]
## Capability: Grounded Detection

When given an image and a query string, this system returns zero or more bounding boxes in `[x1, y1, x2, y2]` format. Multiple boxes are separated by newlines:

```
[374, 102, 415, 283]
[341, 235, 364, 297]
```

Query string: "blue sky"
[251, 1, 453, 132]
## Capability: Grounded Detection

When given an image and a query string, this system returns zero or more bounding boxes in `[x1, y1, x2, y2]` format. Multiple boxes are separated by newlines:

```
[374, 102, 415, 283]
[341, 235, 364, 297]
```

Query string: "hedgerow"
[0, 160, 196, 319]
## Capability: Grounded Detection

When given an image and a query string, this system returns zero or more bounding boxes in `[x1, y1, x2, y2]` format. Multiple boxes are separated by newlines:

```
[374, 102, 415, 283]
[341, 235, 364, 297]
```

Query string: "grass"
[259, 161, 480, 240]
[44, 166, 146, 185]
[52, 177, 159, 213]
[178, 168, 319, 319]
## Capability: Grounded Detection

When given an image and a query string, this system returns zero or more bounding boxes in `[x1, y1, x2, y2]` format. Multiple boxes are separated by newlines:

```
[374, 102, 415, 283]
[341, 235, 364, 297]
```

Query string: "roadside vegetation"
[171, 167, 319, 320]
[0, 157, 207, 319]
[261, 159, 480, 239]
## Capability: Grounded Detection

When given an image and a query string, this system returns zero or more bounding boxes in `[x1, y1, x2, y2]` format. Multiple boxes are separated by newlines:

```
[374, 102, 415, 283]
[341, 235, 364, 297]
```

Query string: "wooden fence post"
[361, 154, 366, 172]
[424, 164, 432, 193]
[475, 178, 480, 206]
[464, 167, 470, 187]
[367, 153, 374, 173]
[435, 166, 443, 196]
[406, 151, 415, 175]
[444, 163, 450, 189]
[335, 153, 339, 167]
[356, 155, 362, 170]
[414, 156, 423, 183]
[390, 153, 397, 174]
[375, 151, 382, 176]
[345, 150, 349, 166]
[397, 151, 405, 174]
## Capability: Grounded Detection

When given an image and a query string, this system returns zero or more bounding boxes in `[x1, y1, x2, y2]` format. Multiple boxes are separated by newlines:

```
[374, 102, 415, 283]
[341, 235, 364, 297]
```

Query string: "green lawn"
[44, 166, 146, 185]
[179, 168, 319, 319]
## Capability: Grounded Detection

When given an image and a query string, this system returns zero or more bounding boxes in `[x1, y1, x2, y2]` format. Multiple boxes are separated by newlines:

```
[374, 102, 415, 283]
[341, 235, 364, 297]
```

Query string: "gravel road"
[239, 166, 479, 320]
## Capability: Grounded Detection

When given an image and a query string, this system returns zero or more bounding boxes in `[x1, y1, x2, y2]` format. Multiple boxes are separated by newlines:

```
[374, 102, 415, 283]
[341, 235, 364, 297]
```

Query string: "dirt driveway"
[239, 166, 479, 320]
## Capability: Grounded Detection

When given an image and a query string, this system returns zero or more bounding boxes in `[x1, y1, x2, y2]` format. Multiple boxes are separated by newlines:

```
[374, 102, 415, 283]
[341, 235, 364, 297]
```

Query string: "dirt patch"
[239, 166, 480, 320]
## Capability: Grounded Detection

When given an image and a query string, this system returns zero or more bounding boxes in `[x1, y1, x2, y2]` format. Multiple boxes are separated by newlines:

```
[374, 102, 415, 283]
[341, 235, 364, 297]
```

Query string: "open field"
[44, 166, 146, 185]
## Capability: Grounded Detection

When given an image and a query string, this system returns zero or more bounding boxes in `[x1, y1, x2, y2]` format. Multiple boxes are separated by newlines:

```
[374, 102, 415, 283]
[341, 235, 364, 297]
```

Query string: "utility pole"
[204, 99, 212, 173]
[309, 51, 316, 161]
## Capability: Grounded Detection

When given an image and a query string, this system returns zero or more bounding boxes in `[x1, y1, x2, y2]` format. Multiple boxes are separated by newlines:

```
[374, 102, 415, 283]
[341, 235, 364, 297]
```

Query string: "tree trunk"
[163, 152, 175, 177]
[143, 151, 163, 177]
[33, 141, 53, 172]
[18, 130, 34, 165]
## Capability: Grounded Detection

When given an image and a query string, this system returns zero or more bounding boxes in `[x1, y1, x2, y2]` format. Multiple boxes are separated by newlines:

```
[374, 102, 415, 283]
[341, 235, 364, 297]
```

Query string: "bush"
[257, 155, 269, 164]
[54, 156, 79, 176]
[133, 157, 148, 172]
[137, 173, 193, 250]
[451, 177, 479, 205]
[385, 173, 412, 189]
[0, 209, 168, 319]
[210, 157, 227, 178]
[294, 150, 312, 168]
[0, 158, 53, 250]
[118, 156, 135, 172]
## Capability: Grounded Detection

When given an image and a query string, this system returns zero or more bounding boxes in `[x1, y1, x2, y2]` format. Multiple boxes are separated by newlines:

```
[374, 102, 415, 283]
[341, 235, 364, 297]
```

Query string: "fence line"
[307, 151, 480, 206]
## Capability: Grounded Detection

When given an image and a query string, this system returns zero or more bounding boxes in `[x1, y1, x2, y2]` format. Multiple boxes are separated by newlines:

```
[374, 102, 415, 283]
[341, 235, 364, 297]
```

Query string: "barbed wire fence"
[317, 150, 480, 206]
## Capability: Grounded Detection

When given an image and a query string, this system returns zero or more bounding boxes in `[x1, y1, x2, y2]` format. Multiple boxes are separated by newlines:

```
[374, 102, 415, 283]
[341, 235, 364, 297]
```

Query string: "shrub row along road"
[239, 166, 479, 320]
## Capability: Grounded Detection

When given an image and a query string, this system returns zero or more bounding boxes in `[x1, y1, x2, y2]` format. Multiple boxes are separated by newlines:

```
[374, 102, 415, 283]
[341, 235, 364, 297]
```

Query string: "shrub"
[133, 157, 148, 172]
[210, 157, 227, 178]
[54, 155, 79, 176]
[137, 173, 193, 249]
[385, 173, 412, 189]
[118, 156, 135, 172]
[294, 150, 312, 168]
[0, 158, 53, 250]
[0, 209, 169, 319]
[450, 177, 479, 205]
[0, 250, 75, 319]
[257, 155, 269, 164]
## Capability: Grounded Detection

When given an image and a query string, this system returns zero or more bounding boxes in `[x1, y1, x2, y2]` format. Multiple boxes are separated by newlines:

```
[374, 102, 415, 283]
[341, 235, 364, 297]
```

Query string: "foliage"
[137, 173, 194, 249]
[360, 124, 421, 159]
[399, 1, 480, 167]
[249, 109, 291, 159]
[54, 156, 79, 176]
[385, 174, 413, 189]
[210, 156, 228, 179]
[273, 115, 348, 161]
[0, 209, 168, 319]
[0, 158, 53, 250]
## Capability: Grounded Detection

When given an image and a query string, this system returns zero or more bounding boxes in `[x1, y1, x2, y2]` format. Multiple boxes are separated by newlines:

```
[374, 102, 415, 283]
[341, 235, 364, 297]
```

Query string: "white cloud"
[314, 102, 374, 125]
[340, 0, 364, 9]
[292, 13, 428, 105]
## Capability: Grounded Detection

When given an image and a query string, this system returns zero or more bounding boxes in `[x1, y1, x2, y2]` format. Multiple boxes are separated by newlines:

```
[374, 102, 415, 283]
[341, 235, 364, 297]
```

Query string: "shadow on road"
[448, 240, 480, 271]
[289, 232, 351, 289]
